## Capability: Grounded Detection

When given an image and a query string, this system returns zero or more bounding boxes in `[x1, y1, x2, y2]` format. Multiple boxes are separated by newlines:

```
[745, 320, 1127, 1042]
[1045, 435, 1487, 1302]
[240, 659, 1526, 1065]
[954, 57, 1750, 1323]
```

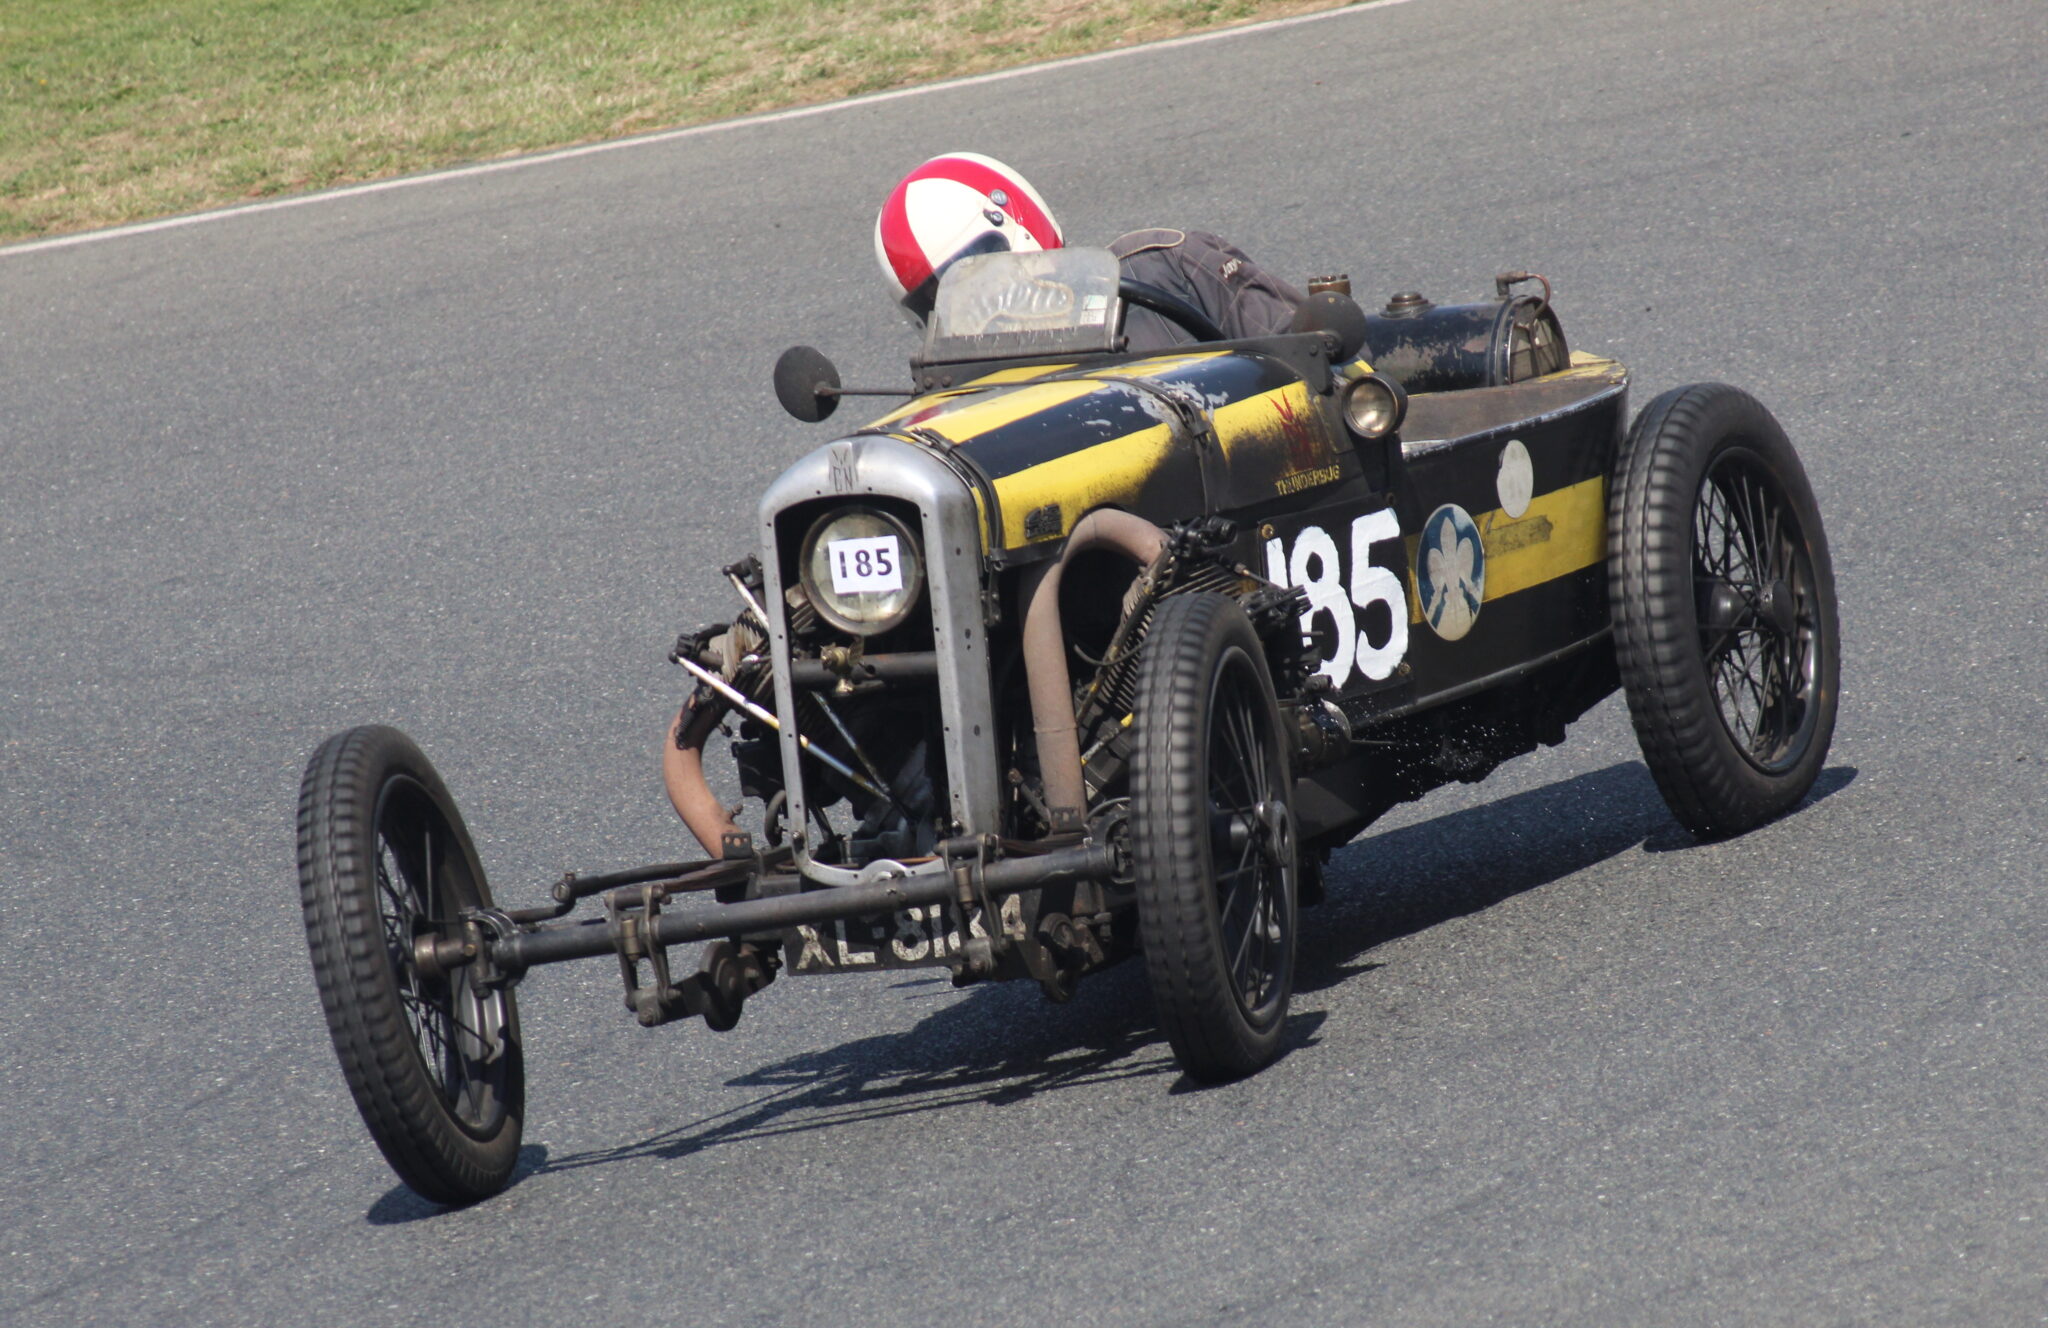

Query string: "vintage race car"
[295, 246, 1839, 1203]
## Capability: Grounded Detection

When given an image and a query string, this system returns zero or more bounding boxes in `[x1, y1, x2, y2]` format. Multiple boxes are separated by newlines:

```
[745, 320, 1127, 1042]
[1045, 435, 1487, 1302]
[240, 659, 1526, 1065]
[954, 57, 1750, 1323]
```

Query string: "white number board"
[827, 535, 904, 594]
[1264, 509, 1409, 686]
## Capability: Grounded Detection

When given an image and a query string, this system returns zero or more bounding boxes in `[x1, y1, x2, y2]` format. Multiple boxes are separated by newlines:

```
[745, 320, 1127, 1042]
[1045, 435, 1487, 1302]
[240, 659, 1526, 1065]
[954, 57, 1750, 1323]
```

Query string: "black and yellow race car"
[294, 246, 1840, 1203]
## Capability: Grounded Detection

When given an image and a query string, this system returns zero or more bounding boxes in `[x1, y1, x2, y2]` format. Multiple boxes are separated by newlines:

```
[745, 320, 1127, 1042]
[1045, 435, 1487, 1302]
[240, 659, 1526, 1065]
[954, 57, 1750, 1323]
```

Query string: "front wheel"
[1610, 383, 1841, 838]
[297, 725, 523, 1204]
[1131, 593, 1298, 1081]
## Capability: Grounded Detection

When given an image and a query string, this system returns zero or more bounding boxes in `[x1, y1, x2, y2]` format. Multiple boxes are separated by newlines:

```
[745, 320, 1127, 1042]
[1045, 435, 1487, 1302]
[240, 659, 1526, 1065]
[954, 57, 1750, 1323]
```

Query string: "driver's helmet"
[874, 153, 1062, 321]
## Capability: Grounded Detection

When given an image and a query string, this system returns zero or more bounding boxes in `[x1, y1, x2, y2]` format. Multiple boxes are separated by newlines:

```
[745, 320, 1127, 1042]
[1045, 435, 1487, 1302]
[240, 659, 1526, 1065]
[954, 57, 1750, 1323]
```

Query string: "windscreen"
[922, 247, 1122, 362]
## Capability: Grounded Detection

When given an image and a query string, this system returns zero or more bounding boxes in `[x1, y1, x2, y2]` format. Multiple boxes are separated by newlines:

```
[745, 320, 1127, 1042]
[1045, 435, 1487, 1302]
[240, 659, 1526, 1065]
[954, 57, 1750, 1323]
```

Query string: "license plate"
[786, 896, 1026, 973]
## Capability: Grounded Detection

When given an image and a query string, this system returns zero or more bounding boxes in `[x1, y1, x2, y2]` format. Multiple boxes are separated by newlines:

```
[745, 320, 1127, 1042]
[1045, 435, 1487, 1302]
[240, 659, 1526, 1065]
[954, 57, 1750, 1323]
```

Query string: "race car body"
[294, 245, 1839, 1205]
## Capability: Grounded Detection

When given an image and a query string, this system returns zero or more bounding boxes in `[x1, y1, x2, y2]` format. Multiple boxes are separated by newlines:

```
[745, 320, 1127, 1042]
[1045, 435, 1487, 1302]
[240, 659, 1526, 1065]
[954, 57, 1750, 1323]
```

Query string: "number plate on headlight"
[826, 535, 904, 594]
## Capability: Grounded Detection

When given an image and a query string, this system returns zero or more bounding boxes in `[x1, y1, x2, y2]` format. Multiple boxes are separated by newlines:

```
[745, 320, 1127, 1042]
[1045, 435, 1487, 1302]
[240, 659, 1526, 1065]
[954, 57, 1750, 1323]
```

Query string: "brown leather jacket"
[1110, 228, 1305, 352]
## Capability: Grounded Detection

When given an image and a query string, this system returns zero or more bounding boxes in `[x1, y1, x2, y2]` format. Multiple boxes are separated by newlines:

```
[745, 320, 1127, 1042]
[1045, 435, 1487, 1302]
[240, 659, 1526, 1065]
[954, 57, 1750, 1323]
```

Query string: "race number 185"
[1264, 509, 1408, 685]
[827, 536, 903, 594]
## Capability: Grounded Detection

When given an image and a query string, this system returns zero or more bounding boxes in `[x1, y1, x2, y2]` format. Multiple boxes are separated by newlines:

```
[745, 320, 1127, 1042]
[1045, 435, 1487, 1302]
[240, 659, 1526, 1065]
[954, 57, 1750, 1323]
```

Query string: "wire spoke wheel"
[1612, 383, 1840, 838]
[1132, 592, 1297, 1081]
[1692, 456, 1822, 773]
[297, 725, 523, 1204]
[370, 787, 512, 1134]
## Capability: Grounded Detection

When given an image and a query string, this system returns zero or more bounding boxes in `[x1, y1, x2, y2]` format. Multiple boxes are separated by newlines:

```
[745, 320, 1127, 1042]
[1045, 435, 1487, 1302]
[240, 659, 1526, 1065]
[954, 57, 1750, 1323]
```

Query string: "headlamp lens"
[799, 507, 923, 636]
[1343, 375, 1406, 439]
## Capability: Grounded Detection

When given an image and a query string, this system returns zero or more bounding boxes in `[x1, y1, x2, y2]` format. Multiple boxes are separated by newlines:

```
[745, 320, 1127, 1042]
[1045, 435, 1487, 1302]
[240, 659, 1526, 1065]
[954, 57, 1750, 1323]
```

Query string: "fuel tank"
[1361, 291, 1569, 393]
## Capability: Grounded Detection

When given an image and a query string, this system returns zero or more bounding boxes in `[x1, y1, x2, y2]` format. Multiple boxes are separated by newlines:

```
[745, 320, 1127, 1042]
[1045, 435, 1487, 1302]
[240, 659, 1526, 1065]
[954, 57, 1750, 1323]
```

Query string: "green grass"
[1, 0, 1347, 243]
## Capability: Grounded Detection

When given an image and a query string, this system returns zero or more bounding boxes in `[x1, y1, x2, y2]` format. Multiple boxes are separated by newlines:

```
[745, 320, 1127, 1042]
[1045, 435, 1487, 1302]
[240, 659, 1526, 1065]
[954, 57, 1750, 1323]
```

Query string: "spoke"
[375, 852, 407, 927]
[1245, 891, 1275, 1004]
[1707, 506, 1727, 579]
[1733, 476, 1757, 581]
[1694, 483, 1721, 578]
[1700, 608, 1753, 664]
[1204, 663, 1282, 1011]
[1736, 649, 1768, 743]
[1730, 473, 1754, 567]
[1762, 638, 1795, 750]
[1211, 728, 1247, 815]
[1230, 824, 1259, 881]
[422, 823, 433, 912]
[413, 1011, 454, 1087]
[1761, 497, 1783, 586]
[399, 988, 492, 1050]
[1239, 696, 1270, 793]
[1713, 478, 1739, 579]
[1742, 475, 1770, 581]
[1230, 900, 1260, 996]
[1217, 865, 1249, 931]
[1712, 650, 1757, 747]
[1222, 700, 1259, 805]
[445, 995, 477, 1106]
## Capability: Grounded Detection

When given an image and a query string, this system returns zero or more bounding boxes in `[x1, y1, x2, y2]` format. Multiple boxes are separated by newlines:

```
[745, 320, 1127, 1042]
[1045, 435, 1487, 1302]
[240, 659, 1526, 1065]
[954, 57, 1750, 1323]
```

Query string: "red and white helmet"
[874, 153, 1062, 319]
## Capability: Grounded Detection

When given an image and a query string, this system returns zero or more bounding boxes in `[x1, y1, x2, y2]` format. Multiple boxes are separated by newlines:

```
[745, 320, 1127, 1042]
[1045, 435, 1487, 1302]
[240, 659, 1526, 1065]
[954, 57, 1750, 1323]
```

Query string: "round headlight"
[1342, 374, 1407, 440]
[799, 506, 924, 637]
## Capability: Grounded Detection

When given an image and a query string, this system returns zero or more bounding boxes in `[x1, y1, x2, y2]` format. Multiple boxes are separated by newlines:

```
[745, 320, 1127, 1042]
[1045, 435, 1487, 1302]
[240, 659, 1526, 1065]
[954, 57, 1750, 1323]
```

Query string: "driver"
[874, 152, 1304, 352]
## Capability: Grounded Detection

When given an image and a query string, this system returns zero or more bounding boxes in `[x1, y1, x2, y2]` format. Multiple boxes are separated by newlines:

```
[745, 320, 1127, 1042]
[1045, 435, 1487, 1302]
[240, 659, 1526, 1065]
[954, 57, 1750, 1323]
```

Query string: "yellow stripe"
[1484, 474, 1607, 598]
[1115, 349, 1231, 377]
[970, 483, 989, 556]
[1547, 351, 1626, 382]
[1407, 475, 1607, 621]
[914, 379, 1106, 441]
[864, 391, 971, 428]
[862, 372, 1094, 431]
[865, 351, 1229, 434]
[962, 363, 1078, 386]
[990, 423, 1176, 546]
[1210, 380, 1322, 462]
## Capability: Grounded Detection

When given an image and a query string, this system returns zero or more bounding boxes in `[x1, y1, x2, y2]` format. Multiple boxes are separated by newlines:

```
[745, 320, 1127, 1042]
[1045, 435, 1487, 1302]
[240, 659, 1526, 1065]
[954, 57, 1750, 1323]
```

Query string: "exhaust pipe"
[662, 698, 739, 857]
[1019, 509, 1167, 828]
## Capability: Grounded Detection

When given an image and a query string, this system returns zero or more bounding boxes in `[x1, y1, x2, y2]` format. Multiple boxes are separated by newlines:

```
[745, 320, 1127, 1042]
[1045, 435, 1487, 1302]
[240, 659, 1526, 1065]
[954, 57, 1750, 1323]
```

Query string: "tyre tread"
[296, 725, 520, 1205]
[1131, 593, 1293, 1081]
[1610, 383, 1839, 838]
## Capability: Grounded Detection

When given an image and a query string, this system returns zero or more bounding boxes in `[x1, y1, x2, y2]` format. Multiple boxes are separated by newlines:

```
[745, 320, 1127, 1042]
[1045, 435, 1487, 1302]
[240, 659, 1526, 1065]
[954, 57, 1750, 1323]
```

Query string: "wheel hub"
[1703, 581, 1749, 633]
[412, 929, 479, 981]
[1758, 578, 1797, 636]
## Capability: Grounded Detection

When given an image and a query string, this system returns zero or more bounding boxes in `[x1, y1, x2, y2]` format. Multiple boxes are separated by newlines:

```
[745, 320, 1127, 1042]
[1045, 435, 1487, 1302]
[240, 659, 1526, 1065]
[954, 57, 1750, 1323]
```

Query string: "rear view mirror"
[773, 345, 841, 422]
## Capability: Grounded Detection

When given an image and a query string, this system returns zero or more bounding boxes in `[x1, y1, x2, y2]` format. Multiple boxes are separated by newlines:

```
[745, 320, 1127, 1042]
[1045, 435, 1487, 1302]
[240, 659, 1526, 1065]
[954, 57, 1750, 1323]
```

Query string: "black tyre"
[1610, 383, 1840, 838]
[1131, 592, 1298, 1081]
[297, 725, 523, 1204]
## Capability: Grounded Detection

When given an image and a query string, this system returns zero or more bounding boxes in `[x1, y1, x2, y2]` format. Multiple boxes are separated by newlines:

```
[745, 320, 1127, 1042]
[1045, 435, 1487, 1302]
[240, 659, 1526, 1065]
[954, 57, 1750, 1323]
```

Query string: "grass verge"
[2, 0, 1349, 243]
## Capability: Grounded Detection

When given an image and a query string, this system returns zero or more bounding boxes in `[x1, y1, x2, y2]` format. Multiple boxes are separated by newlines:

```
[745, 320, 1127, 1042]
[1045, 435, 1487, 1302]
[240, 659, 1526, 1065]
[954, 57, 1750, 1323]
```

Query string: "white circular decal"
[1416, 504, 1486, 641]
[1497, 439, 1533, 518]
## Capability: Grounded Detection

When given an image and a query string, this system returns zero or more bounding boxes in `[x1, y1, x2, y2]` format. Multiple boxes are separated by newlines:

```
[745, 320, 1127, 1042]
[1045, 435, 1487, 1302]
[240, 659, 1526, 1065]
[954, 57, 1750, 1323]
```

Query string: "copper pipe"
[1020, 508, 1167, 826]
[662, 699, 739, 857]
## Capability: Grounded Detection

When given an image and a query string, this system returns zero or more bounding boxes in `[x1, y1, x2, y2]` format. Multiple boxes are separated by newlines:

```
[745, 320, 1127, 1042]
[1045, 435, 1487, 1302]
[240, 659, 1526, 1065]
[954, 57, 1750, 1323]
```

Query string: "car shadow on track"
[1298, 760, 1857, 992]
[390, 761, 1852, 1211]
[516, 963, 1225, 1182]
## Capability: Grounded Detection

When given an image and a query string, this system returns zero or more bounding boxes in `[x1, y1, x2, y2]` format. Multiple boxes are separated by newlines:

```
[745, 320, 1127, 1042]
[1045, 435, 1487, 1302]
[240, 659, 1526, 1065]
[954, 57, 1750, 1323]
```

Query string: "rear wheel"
[297, 725, 523, 1204]
[1610, 383, 1840, 838]
[1131, 593, 1298, 1081]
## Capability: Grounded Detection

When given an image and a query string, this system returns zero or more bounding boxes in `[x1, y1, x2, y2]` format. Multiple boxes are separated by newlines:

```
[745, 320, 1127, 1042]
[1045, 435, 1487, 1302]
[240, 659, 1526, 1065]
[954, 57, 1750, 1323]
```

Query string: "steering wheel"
[1118, 279, 1226, 343]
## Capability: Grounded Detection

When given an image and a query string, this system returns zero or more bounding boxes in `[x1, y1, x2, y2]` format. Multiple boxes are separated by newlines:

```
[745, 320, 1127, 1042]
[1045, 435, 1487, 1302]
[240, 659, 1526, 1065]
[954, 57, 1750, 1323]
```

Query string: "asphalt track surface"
[5, 0, 2047, 1322]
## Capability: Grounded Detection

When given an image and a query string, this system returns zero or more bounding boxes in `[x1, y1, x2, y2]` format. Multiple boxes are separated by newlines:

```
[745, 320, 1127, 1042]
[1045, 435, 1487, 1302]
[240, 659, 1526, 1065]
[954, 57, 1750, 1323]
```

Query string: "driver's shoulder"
[1108, 228, 1189, 258]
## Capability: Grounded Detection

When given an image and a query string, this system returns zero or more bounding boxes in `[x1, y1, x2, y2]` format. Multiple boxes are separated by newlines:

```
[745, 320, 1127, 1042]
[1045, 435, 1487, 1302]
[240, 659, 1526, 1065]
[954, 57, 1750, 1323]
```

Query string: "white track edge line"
[3, 0, 1420, 259]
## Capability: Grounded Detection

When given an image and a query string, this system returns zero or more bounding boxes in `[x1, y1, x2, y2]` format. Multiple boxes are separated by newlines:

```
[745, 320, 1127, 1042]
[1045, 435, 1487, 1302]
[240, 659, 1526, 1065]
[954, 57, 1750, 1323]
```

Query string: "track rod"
[493, 842, 1117, 971]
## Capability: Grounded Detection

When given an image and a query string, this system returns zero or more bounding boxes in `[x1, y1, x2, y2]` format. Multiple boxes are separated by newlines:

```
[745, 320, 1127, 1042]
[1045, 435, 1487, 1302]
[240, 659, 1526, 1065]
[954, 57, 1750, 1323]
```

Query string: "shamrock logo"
[1418, 505, 1486, 641]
